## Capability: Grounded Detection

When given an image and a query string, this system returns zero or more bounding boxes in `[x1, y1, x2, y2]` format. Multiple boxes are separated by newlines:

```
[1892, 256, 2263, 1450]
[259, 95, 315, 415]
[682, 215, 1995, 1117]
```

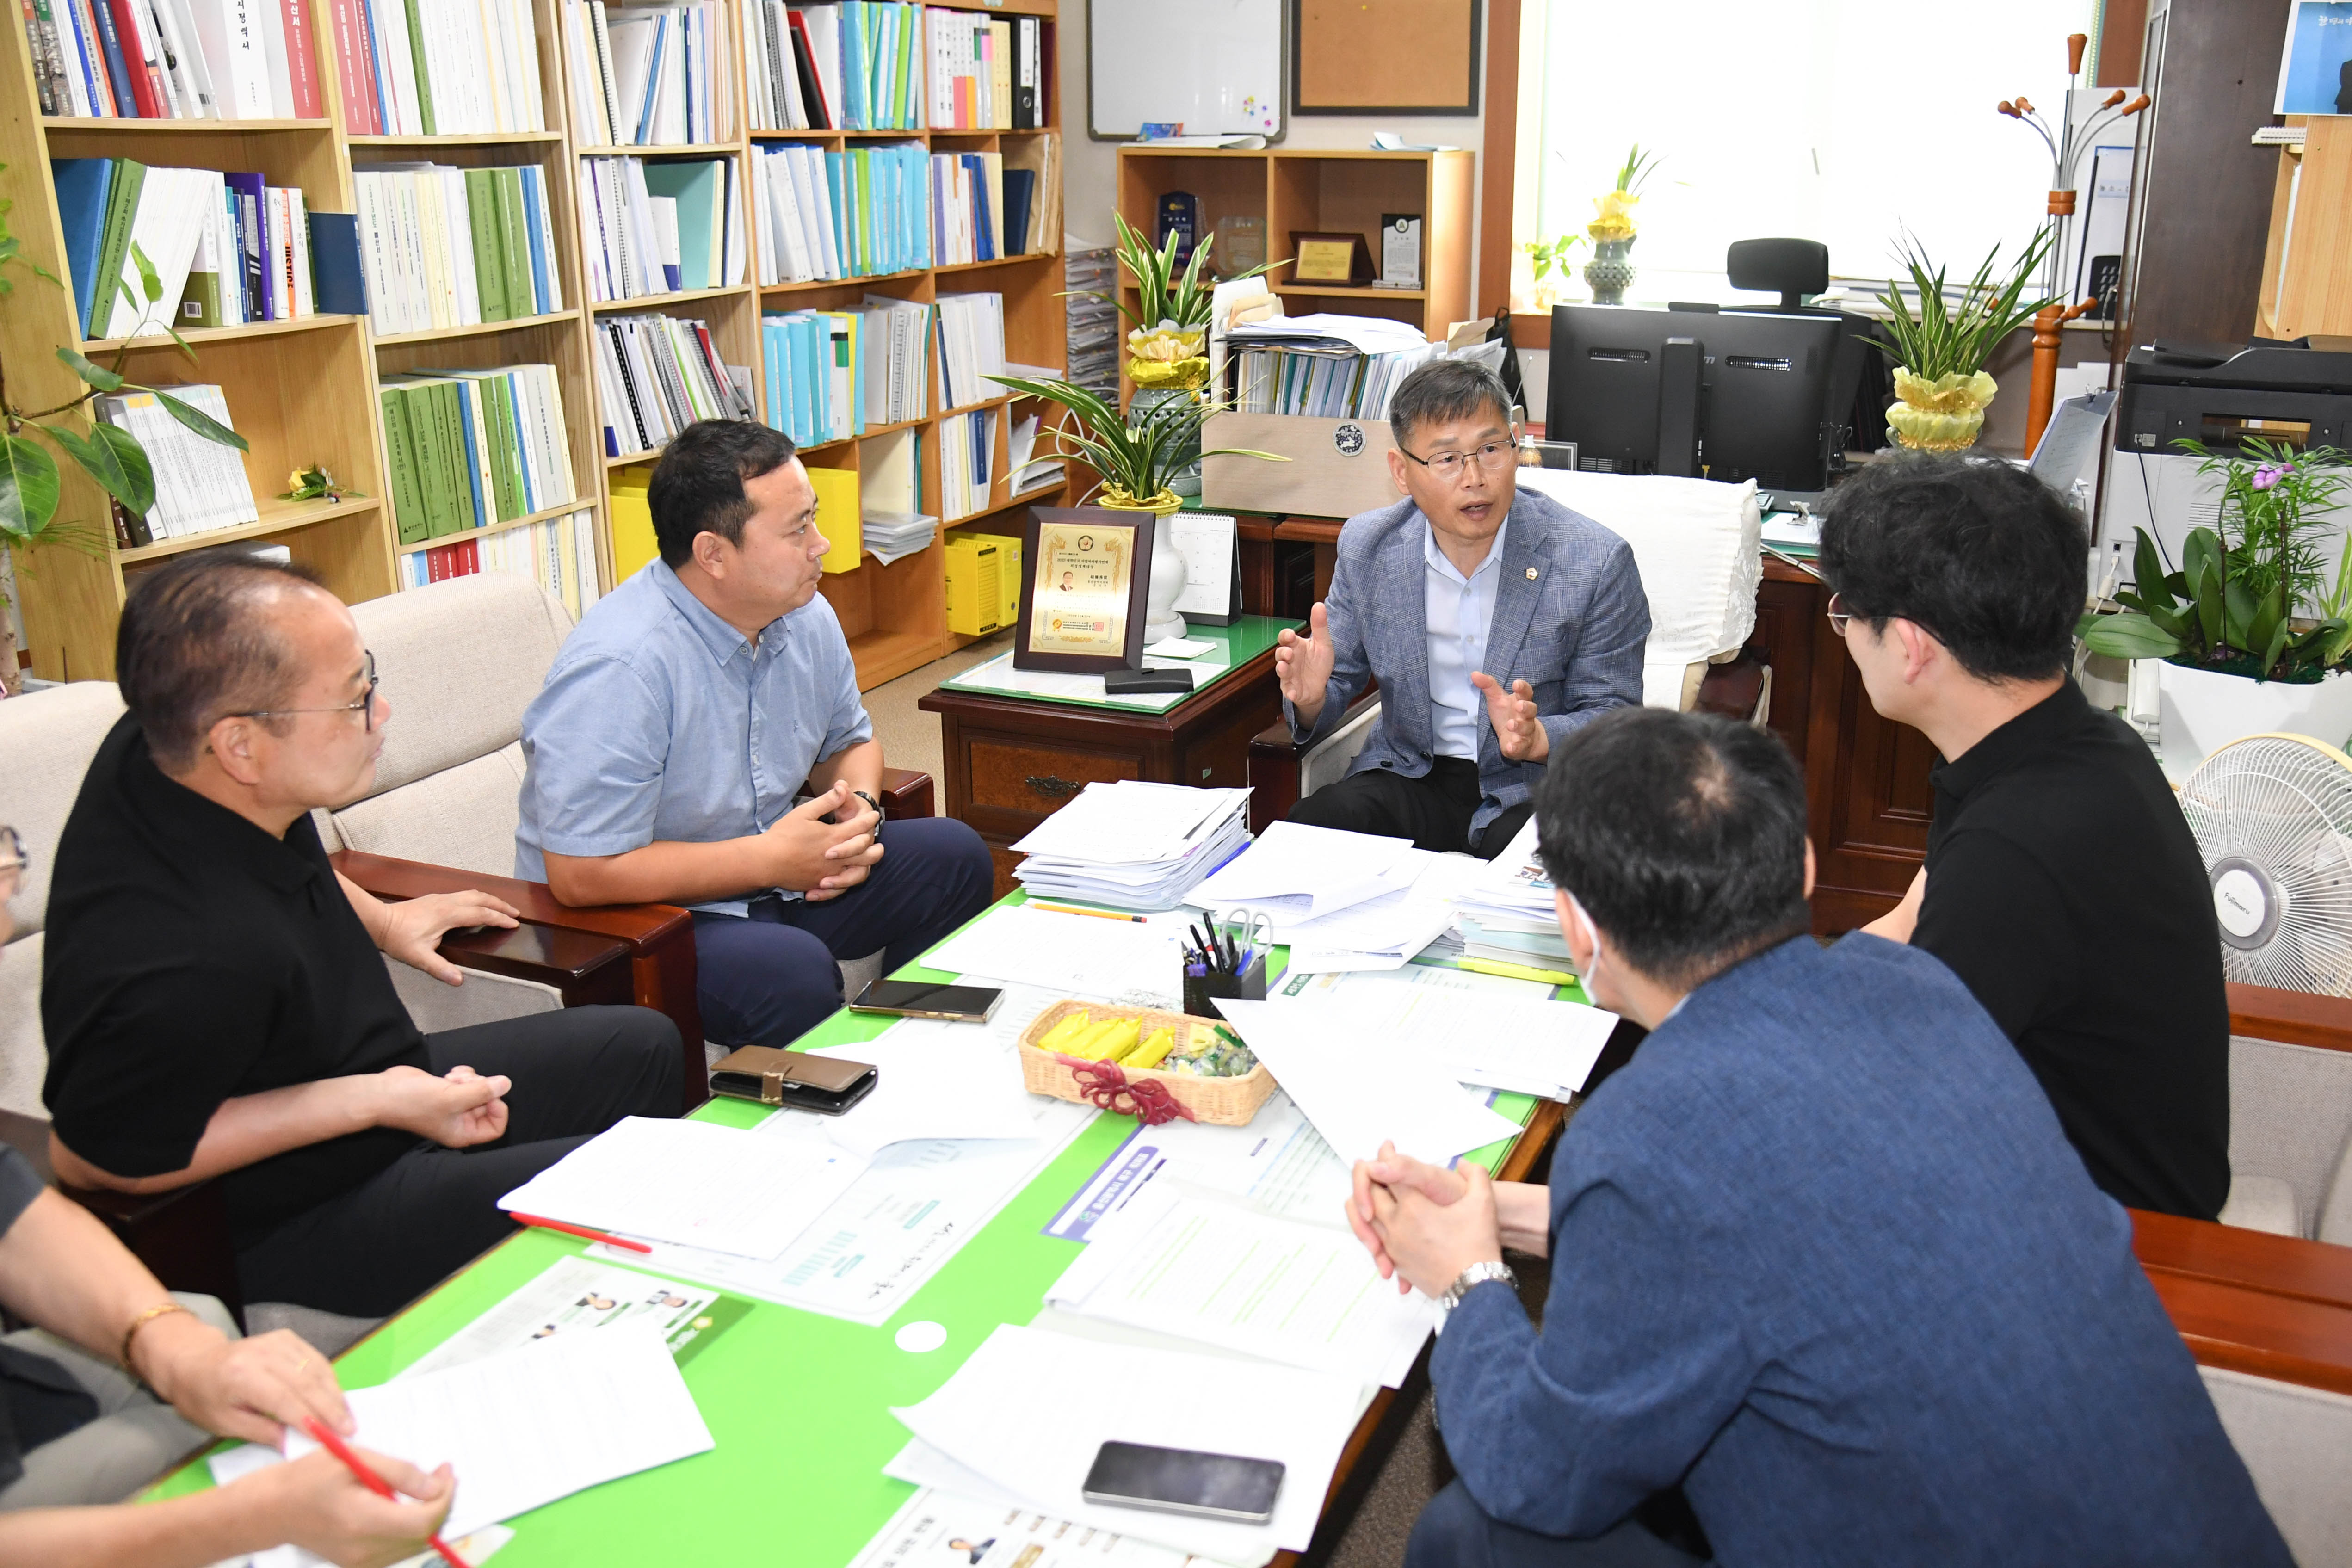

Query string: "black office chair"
[1720, 236, 1890, 463]
[1727, 237, 1829, 311]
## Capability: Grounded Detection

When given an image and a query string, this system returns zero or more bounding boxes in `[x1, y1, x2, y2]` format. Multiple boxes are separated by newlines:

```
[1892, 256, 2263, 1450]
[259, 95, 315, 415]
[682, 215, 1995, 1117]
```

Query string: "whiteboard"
[1087, 0, 1285, 140]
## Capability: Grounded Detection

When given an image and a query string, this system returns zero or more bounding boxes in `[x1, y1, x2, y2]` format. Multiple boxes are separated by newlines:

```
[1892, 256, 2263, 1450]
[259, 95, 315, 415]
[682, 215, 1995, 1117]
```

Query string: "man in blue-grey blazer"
[1277, 360, 1650, 858]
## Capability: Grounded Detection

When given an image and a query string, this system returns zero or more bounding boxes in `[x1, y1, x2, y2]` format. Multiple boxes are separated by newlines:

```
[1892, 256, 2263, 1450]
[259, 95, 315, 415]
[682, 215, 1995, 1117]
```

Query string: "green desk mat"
[936, 616, 1291, 715]
[148, 897, 1553, 1565]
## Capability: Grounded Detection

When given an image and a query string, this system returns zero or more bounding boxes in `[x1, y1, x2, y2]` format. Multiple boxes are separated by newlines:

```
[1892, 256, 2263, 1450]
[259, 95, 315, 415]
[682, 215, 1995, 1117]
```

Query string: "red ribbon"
[1059, 1054, 1197, 1124]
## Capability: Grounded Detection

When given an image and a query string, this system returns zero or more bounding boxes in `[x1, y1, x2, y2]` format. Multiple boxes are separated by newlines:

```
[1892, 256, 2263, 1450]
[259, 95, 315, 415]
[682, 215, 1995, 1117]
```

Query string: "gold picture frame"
[1288, 231, 1374, 286]
[1013, 507, 1158, 673]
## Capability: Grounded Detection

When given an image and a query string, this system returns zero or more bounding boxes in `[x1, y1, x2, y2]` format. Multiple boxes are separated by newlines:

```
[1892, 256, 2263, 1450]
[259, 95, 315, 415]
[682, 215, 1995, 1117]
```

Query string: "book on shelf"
[745, 0, 920, 132]
[353, 163, 564, 335]
[758, 294, 924, 449]
[932, 289, 1005, 413]
[593, 311, 751, 456]
[54, 159, 316, 340]
[378, 363, 576, 547]
[95, 383, 258, 547]
[929, 148, 1001, 266]
[400, 508, 602, 619]
[21, 0, 321, 118]
[579, 155, 743, 301]
[926, 8, 1038, 130]
[1000, 131, 1056, 255]
[859, 423, 931, 562]
[558, 0, 732, 148]
[936, 405, 993, 522]
[1234, 341, 1445, 420]
[748, 140, 927, 284]
[327, 0, 543, 137]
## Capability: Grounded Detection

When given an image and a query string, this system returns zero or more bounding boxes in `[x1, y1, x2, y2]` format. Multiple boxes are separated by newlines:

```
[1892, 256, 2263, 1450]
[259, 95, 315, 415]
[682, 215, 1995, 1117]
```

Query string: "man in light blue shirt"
[1278, 361, 1648, 857]
[516, 420, 993, 1050]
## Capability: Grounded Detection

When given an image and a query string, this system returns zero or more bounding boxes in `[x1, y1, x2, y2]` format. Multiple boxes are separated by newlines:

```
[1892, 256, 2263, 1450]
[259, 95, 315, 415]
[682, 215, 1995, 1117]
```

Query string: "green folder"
[380, 388, 428, 545]
[91, 158, 145, 341]
[463, 169, 507, 323]
[493, 169, 534, 319]
[403, 0, 435, 134]
[641, 160, 721, 291]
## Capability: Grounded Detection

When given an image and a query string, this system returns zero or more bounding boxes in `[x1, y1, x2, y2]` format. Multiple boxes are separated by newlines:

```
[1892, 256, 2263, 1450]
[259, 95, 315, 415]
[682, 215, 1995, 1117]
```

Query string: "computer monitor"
[1545, 304, 1850, 491]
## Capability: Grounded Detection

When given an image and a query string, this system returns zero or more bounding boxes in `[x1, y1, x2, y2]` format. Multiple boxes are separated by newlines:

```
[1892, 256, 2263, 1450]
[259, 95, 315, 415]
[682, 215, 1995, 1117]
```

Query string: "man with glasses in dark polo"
[1275, 360, 1651, 858]
[39, 556, 681, 1320]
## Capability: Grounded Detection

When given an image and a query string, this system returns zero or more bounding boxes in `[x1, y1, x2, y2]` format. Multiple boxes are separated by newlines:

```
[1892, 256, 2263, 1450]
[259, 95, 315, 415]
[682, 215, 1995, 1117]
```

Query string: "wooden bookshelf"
[2, 0, 1068, 690]
[1114, 146, 1475, 400]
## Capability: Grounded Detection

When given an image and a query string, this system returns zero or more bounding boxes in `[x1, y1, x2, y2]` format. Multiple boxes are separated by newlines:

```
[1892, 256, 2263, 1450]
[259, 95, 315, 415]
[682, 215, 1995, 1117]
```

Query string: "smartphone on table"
[846, 979, 1004, 1023]
[1081, 1441, 1285, 1524]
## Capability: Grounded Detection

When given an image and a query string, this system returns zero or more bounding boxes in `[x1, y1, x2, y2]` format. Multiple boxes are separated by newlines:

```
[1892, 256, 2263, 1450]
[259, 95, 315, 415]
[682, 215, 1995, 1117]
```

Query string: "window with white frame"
[1518, 0, 2104, 306]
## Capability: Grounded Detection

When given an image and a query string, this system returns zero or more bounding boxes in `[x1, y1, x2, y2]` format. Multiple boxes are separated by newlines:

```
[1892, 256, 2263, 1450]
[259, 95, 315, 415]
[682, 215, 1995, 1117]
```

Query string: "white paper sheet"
[1276, 963, 1558, 1003]
[804, 1016, 1042, 1156]
[923, 905, 1191, 1011]
[1269, 975, 1616, 1099]
[883, 1443, 1272, 1568]
[497, 1117, 867, 1259]
[280, 1325, 715, 1540]
[1212, 1000, 1523, 1166]
[1144, 636, 1215, 658]
[398, 1256, 730, 1380]
[888, 1324, 1365, 1559]
[1043, 1091, 1352, 1242]
[1013, 782, 1249, 864]
[848, 1487, 1242, 1568]
[1046, 1182, 1433, 1387]
[1191, 823, 1417, 924]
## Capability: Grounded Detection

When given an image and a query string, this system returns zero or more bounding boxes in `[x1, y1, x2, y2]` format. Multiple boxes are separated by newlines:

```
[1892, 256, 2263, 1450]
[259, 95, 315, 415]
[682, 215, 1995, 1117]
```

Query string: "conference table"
[149, 893, 1575, 1564]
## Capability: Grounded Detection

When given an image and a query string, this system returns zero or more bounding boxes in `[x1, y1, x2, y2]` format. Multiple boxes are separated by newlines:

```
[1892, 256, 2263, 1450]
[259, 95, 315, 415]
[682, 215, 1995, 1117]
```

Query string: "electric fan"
[2178, 732, 2352, 995]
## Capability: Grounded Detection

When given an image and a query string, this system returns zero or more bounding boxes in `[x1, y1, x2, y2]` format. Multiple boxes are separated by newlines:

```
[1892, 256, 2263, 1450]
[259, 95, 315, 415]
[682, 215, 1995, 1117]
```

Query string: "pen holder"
[1182, 950, 1267, 1022]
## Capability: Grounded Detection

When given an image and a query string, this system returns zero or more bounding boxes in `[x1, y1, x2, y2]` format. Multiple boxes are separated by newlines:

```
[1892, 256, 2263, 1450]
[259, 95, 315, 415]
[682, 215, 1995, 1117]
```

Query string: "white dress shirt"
[1423, 518, 1507, 761]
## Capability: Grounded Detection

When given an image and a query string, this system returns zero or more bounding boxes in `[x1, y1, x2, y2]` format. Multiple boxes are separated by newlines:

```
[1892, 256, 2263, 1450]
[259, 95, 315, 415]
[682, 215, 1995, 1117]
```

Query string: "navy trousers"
[1407, 1482, 1707, 1568]
[692, 816, 995, 1049]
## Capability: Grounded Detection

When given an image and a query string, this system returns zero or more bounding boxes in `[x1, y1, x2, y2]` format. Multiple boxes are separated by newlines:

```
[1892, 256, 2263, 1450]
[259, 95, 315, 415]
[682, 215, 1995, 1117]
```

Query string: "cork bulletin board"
[1294, 0, 1481, 114]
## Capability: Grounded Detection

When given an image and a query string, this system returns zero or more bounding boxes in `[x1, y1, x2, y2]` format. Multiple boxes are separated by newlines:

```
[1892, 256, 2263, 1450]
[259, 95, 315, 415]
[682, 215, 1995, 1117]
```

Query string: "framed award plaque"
[1013, 507, 1157, 673]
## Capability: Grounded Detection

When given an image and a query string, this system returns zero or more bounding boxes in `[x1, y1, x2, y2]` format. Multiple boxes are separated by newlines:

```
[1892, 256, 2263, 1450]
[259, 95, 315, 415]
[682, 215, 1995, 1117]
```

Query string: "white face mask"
[1566, 894, 1607, 987]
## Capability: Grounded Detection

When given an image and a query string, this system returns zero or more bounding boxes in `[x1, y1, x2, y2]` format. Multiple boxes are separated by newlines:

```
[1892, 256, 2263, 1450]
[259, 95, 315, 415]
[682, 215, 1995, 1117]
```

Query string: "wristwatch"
[1435, 1260, 1516, 1332]
[844, 789, 881, 821]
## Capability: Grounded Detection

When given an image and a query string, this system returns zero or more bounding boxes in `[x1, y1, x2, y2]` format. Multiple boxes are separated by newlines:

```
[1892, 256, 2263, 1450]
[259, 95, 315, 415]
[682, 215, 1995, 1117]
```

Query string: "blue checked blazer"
[1282, 485, 1650, 840]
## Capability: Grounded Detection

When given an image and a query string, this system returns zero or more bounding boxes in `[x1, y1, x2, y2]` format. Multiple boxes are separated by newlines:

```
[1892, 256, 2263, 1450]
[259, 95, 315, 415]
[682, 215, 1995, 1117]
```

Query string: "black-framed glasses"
[0, 825, 24, 882]
[230, 650, 382, 732]
[1399, 437, 1519, 483]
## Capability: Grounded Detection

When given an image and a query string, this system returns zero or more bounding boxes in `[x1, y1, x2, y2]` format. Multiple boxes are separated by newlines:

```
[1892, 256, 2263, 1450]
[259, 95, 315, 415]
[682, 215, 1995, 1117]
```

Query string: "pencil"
[510, 1211, 652, 1253]
[300, 1418, 471, 1568]
[1029, 902, 1147, 923]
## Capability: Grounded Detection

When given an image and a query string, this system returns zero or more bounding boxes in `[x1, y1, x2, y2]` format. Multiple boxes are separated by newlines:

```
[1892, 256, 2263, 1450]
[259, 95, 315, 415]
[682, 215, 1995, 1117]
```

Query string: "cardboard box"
[1201, 412, 1405, 521]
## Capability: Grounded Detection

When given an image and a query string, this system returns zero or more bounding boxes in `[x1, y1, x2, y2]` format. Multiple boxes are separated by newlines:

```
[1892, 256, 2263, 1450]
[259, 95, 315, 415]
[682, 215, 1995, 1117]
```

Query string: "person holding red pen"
[0, 832, 453, 1565]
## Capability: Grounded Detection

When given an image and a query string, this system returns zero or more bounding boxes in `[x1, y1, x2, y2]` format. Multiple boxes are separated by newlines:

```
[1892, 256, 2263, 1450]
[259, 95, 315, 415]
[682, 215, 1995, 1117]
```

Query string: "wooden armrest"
[1246, 693, 1381, 834]
[1693, 647, 1769, 723]
[331, 850, 690, 951]
[880, 766, 934, 819]
[2133, 1208, 2352, 1312]
[2143, 1268, 2352, 1397]
[439, 924, 634, 994]
[0, 1109, 243, 1313]
[2228, 982, 2352, 1053]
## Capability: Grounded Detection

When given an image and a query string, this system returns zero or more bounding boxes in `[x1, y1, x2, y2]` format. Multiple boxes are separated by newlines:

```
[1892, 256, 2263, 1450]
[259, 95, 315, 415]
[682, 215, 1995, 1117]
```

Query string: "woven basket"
[1017, 1000, 1276, 1127]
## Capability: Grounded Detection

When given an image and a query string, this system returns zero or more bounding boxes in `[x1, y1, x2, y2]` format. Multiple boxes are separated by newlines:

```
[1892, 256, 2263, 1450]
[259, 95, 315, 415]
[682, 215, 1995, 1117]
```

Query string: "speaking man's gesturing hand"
[1275, 602, 1338, 726]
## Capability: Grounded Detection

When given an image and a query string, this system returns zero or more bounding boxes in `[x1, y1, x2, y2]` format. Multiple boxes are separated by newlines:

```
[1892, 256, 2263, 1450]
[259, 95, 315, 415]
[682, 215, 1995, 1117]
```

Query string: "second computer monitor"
[1545, 304, 1847, 491]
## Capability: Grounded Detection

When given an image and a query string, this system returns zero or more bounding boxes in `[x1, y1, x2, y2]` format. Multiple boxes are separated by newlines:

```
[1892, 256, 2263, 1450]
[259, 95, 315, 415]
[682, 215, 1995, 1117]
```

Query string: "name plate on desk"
[1014, 507, 1157, 673]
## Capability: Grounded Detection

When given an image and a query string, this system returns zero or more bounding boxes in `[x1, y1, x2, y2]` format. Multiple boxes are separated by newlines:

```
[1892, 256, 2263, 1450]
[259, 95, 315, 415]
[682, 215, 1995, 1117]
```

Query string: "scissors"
[1217, 909, 1276, 969]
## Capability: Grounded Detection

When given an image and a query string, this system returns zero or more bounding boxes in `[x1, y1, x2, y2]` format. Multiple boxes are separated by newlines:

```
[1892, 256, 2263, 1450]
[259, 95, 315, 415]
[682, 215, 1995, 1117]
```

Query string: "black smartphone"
[846, 979, 1005, 1023]
[1080, 1441, 1285, 1524]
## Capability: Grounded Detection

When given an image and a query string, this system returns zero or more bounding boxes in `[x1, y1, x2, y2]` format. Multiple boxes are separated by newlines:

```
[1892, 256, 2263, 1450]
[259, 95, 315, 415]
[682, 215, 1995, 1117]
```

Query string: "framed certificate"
[1289, 232, 1373, 285]
[1013, 507, 1158, 672]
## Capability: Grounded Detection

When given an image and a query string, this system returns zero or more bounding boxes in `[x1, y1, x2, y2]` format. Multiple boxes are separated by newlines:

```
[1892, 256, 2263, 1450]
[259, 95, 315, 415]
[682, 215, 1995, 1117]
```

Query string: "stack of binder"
[593, 312, 750, 456]
[559, 0, 733, 147]
[352, 164, 564, 334]
[746, 0, 922, 131]
[580, 155, 742, 301]
[1066, 244, 1117, 400]
[749, 140, 928, 284]
[1451, 819, 1577, 976]
[925, 7, 1044, 130]
[933, 290, 1006, 411]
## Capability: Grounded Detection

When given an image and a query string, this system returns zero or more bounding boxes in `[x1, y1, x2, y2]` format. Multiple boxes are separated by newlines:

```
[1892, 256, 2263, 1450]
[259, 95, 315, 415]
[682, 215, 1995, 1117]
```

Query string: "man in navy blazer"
[1277, 360, 1649, 858]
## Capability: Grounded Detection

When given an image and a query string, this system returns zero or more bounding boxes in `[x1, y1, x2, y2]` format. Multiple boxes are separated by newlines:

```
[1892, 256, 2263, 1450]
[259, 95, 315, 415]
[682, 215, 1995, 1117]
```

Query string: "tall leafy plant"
[1868, 230, 2059, 379]
[0, 161, 248, 583]
[987, 372, 1282, 504]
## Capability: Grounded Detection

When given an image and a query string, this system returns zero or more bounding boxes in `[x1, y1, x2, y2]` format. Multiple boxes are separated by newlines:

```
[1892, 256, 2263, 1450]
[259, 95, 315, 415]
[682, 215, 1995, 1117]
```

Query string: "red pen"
[299, 1417, 470, 1568]
[508, 1210, 652, 1253]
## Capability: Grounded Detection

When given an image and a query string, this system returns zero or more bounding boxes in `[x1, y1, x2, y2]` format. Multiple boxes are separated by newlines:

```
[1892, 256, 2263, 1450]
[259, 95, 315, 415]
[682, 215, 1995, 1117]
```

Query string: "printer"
[2116, 338, 2352, 456]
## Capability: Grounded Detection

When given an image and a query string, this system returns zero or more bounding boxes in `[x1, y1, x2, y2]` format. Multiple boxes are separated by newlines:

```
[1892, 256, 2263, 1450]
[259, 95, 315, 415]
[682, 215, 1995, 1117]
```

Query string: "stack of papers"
[804, 1015, 1042, 1157]
[1269, 971, 1617, 1100]
[1007, 412, 1062, 495]
[1452, 818, 1578, 975]
[1224, 312, 1436, 357]
[887, 1324, 1368, 1562]
[925, 903, 1192, 1010]
[1011, 781, 1253, 911]
[1191, 824, 1479, 972]
[863, 508, 940, 565]
[1046, 1180, 1436, 1387]
[497, 1117, 866, 1259]
[1214, 1000, 1523, 1165]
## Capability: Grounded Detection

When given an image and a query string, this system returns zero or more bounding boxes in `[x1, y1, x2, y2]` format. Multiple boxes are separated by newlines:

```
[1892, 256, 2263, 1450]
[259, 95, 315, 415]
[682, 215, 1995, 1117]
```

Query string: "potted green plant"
[2080, 438, 2352, 756]
[1520, 232, 1584, 312]
[0, 163, 248, 694]
[1582, 144, 1659, 307]
[1868, 231, 2058, 450]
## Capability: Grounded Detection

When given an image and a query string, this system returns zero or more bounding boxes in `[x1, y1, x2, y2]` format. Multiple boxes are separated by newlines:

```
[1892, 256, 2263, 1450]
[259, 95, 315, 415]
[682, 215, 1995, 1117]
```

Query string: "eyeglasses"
[1826, 592, 1852, 638]
[230, 650, 382, 732]
[1399, 437, 1519, 484]
[0, 826, 24, 883]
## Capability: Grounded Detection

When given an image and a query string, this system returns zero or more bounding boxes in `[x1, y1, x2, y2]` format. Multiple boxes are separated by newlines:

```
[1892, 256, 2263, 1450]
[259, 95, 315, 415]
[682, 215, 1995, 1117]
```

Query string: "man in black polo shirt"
[42, 556, 683, 1318]
[1819, 454, 2230, 1220]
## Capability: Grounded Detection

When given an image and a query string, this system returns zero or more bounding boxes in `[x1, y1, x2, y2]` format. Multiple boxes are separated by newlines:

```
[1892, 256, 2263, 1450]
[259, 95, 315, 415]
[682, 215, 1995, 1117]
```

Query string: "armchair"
[1248, 470, 1772, 829]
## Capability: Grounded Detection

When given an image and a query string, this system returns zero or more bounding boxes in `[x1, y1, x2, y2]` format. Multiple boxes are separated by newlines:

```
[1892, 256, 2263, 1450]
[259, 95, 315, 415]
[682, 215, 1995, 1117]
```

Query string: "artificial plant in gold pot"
[1869, 231, 2057, 450]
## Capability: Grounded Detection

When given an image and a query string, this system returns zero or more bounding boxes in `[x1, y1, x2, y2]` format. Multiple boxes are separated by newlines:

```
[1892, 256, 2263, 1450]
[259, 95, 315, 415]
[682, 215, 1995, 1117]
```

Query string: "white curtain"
[1527, 0, 2101, 300]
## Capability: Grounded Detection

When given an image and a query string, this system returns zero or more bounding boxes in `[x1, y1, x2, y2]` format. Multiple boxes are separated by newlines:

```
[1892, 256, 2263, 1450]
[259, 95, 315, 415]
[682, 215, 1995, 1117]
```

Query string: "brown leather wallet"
[709, 1045, 878, 1115]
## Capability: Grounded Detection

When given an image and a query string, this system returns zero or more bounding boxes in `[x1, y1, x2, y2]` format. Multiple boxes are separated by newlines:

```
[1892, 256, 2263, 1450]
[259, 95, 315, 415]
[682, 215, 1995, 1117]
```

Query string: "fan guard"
[2179, 732, 2352, 995]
